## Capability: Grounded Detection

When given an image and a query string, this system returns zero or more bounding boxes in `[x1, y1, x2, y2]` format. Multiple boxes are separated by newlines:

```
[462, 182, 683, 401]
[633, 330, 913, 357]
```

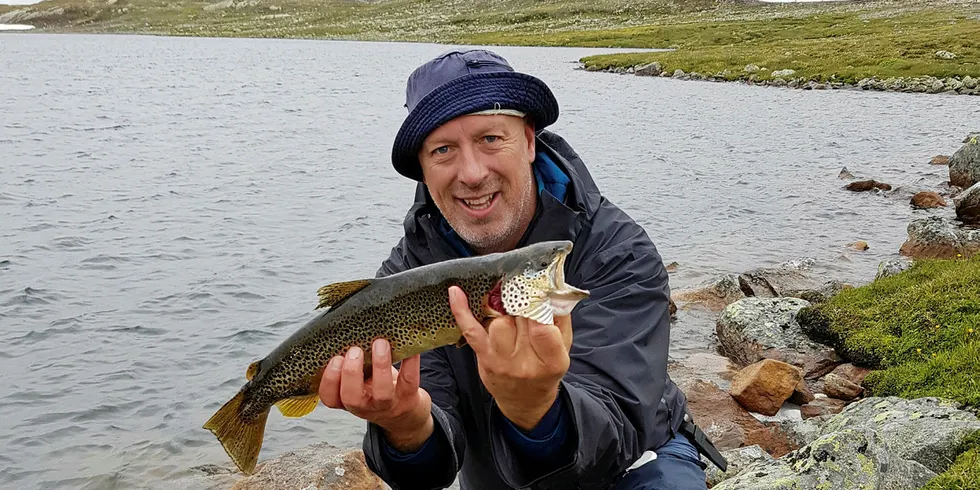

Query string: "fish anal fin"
[274, 393, 320, 418]
[315, 279, 371, 310]
[246, 360, 261, 381]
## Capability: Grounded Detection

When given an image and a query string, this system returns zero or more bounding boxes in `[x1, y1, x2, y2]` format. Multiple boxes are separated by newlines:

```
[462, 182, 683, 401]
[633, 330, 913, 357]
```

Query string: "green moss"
[922, 430, 980, 490]
[798, 254, 980, 406]
[577, 9, 980, 83]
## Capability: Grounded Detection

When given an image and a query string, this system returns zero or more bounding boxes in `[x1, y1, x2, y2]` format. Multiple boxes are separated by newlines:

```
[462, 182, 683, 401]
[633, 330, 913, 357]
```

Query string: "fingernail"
[347, 346, 361, 360]
[328, 356, 342, 371]
[374, 338, 387, 352]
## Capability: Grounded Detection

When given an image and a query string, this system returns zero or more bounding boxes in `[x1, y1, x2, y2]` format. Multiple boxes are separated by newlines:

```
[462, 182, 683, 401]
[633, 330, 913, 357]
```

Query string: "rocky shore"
[182, 133, 980, 489]
[587, 61, 980, 96]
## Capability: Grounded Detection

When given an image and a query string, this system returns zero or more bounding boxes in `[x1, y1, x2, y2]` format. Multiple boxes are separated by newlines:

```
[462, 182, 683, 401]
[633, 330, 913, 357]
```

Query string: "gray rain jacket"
[362, 130, 689, 490]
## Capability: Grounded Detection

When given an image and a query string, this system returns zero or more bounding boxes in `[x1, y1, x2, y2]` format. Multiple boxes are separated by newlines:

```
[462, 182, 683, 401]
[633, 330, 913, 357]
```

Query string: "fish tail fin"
[203, 390, 269, 475]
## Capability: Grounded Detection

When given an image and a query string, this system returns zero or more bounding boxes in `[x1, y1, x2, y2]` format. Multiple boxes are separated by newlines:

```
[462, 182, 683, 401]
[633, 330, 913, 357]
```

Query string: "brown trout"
[203, 240, 589, 474]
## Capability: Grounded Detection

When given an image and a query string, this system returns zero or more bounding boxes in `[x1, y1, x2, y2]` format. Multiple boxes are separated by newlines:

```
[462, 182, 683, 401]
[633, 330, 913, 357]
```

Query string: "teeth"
[463, 194, 493, 209]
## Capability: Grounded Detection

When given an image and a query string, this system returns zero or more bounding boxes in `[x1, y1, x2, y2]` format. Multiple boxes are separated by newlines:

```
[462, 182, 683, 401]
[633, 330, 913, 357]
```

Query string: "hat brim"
[391, 71, 559, 181]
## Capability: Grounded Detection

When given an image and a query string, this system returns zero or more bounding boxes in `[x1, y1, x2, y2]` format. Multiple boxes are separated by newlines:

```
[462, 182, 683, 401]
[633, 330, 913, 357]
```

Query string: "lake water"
[1, 33, 978, 489]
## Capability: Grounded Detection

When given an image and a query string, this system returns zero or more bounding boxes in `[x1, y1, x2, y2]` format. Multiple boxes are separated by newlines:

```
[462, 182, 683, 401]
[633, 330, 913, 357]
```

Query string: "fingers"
[371, 339, 394, 409]
[339, 346, 365, 409]
[319, 355, 345, 409]
[555, 315, 573, 352]
[448, 286, 490, 357]
[527, 320, 570, 372]
[394, 354, 421, 401]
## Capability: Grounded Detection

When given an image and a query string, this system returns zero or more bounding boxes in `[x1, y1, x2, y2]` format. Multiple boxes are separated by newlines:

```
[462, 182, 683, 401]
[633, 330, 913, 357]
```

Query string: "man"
[318, 48, 717, 489]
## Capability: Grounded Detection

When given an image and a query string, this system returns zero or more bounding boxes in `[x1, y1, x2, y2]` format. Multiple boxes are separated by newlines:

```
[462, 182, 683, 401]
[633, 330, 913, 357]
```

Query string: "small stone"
[829, 363, 872, 387]
[800, 397, 847, 419]
[846, 179, 892, 192]
[911, 191, 948, 209]
[935, 50, 957, 59]
[930, 155, 951, 165]
[953, 182, 980, 224]
[788, 378, 815, 405]
[665, 261, 679, 273]
[850, 240, 869, 251]
[744, 64, 760, 73]
[823, 372, 863, 401]
[876, 258, 912, 280]
[635, 61, 663, 77]
[730, 359, 803, 416]
[838, 167, 855, 180]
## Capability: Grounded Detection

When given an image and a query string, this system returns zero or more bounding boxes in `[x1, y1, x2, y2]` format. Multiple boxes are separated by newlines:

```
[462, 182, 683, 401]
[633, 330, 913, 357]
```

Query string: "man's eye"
[484, 135, 498, 143]
[434, 146, 449, 154]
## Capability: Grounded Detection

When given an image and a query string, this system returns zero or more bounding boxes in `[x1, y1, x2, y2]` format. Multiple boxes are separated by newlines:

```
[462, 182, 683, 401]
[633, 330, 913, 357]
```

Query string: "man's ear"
[524, 117, 536, 161]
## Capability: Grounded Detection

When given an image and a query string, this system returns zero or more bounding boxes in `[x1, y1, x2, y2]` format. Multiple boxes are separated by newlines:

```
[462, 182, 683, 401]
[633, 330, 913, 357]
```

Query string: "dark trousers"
[611, 433, 709, 490]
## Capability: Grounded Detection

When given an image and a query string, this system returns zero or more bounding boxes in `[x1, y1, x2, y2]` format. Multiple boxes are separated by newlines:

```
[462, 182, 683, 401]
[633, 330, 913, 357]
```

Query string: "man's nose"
[457, 144, 489, 187]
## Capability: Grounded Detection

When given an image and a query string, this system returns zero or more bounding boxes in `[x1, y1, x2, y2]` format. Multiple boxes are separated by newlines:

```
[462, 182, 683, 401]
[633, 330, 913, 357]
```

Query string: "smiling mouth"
[459, 192, 498, 211]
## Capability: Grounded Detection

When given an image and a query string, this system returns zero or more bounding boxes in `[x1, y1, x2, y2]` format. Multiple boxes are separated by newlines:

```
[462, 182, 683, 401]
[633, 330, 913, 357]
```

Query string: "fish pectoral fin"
[245, 360, 261, 381]
[274, 393, 320, 418]
[315, 279, 372, 310]
[519, 299, 555, 326]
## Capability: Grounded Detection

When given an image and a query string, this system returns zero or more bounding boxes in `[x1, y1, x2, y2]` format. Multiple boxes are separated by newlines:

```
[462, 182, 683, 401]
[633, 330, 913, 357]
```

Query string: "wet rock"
[818, 396, 980, 475]
[822, 372, 863, 401]
[668, 352, 739, 391]
[949, 134, 980, 188]
[673, 274, 745, 312]
[173, 464, 240, 490]
[635, 61, 662, 76]
[716, 297, 842, 379]
[875, 257, 912, 280]
[899, 216, 980, 259]
[910, 191, 947, 209]
[711, 428, 936, 490]
[730, 359, 803, 416]
[220, 443, 387, 490]
[846, 179, 892, 192]
[849, 240, 869, 251]
[669, 297, 677, 319]
[953, 182, 980, 224]
[678, 378, 798, 457]
[837, 166, 855, 179]
[828, 363, 871, 387]
[737, 264, 847, 303]
[704, 445, 774, 488]
[930, 155, 951, 165]
[665, 261, 679, 272]
[800, 397, 847, 419]
[788, 378, 815, 405]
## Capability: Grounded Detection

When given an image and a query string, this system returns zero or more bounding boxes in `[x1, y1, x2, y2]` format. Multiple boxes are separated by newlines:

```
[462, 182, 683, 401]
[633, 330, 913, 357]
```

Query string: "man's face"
[418, 114, 537, 255]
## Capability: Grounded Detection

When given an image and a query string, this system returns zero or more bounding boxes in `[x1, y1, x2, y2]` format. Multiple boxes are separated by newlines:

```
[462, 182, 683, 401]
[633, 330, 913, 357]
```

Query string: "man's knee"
[612, 436, 708, 490]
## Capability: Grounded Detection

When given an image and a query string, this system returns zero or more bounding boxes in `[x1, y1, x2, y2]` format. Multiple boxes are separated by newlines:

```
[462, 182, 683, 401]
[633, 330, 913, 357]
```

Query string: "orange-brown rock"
[846, 180, 892, 192]
[800, 397, 848, 419]
[910, 191, 947, 209]
[828, 363, 871, 387]
[823, 372, 864, 401]
[229, 444, 387, 490]
[930, 155, 950, 165]
[850, 240, 870, 251]
[730, 359, 803, 416]
[679, 378, 798, 457]
[899, 216, 980, 259]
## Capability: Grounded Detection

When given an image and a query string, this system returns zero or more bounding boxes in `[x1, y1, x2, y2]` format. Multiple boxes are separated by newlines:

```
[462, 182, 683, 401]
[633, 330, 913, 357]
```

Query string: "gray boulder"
[634, 61, 662, 77]
[949, 134, 980, 188]
[899, 216, 980, 259]
[716, 297, 841, 379]
[953, 182, 980, 224]
[738, 264, 848, 303]
[672, 274, 745, 312]
[711, 428, 936, 490]
[704, 445, 774, 488]
[875, 257, 912, 280]
[817, 396, 980, 474]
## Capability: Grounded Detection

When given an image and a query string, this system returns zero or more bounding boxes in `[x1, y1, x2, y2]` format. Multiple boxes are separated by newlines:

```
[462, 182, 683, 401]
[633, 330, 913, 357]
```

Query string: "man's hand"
[318, 338, 434, 452]
[448, 285, 573, 431]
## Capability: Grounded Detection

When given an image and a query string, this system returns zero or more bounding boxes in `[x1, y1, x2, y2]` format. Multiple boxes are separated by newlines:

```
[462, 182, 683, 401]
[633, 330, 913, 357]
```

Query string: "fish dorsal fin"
[275, 393, 320, 418]
[315, 279, 371, 310]
[246, 360, 261, 381]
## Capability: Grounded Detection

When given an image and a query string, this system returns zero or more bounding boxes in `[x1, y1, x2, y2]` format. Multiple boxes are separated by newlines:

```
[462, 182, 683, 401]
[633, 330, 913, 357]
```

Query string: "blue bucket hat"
[391, 49, 560, 181]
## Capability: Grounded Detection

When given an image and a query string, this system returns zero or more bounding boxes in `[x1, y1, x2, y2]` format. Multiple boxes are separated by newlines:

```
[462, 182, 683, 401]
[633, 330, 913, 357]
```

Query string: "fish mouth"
[547, 246, 589, 309]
